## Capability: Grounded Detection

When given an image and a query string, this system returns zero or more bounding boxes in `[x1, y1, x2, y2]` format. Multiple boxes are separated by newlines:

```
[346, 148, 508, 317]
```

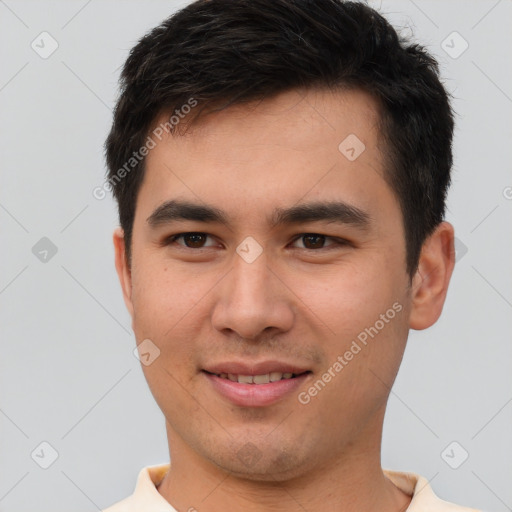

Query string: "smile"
[206, 371, 305, 384]
[203, 370, 312, 407]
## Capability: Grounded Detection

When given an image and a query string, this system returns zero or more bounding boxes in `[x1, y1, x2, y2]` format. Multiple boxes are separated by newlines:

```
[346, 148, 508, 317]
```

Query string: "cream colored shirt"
[102, 464, 481, 512]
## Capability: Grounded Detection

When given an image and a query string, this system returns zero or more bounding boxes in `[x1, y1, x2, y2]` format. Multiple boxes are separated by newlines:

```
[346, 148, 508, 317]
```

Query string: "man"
[103, 0, 479, 510]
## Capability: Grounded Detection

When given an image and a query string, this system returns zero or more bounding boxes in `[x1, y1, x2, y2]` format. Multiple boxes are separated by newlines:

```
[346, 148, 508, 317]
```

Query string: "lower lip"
[203, 371, 311, 407]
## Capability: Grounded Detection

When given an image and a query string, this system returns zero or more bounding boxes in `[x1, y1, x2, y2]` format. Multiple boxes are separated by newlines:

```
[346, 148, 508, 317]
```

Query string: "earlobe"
[113, 227, 134, 318]
[409, 222, 455, 330]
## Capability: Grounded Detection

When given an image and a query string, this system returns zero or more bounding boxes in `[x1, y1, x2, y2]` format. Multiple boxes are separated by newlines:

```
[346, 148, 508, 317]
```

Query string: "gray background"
[0, 0, 511, 510]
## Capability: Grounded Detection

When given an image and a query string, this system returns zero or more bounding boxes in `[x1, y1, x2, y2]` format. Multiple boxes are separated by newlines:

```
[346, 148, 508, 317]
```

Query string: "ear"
[113, 227, 134, 319]
[409, 221, 455, 330]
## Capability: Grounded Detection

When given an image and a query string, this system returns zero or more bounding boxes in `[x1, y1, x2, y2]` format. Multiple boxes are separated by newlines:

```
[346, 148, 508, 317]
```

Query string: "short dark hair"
[105, 0, 454, 276]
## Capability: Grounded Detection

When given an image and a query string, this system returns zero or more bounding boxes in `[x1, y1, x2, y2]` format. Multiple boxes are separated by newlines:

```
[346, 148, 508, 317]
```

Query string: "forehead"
[138, 88, 395, 227]
[151, 87, 382, 159]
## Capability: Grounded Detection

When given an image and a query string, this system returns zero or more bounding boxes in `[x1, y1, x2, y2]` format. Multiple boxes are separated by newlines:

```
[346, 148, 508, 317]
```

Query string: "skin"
[114, 87, 455, 512]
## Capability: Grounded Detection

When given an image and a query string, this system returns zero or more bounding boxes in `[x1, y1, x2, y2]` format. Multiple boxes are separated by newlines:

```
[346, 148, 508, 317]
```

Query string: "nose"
[211, 250, 294, 340]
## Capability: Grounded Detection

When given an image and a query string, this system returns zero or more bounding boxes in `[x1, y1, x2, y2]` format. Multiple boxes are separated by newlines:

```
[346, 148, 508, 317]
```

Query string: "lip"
[203, 370, 311, 407]
[203, 360, 311, 376]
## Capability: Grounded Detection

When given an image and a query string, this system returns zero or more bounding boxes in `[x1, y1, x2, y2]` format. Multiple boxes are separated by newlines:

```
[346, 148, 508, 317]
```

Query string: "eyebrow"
[146, 199, 371, 230]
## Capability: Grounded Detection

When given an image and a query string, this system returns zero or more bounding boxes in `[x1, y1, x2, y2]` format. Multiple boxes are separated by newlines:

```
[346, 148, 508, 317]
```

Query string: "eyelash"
[163, 232, 349, 251]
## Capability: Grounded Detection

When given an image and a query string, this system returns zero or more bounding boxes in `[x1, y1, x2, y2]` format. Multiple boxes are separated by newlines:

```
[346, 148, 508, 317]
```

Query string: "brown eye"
[182, 233, 207, 248]
[294, 233, 341, 250]
[301, 234, 326, 249]
[166, 232, 217, 249]
[291, 233, 348, 251]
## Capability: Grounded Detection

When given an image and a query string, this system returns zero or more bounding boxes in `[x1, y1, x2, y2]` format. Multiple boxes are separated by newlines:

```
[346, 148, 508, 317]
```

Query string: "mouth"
[203, 370, 310, 384]
[202, 368, 312, 407]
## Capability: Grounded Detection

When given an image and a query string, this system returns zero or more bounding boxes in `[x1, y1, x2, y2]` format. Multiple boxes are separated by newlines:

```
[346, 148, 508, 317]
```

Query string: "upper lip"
[203, 360, 311, 376]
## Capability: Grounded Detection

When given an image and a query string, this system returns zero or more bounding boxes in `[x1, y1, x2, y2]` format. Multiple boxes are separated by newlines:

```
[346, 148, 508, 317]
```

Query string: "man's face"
[117, 88, 415, 480]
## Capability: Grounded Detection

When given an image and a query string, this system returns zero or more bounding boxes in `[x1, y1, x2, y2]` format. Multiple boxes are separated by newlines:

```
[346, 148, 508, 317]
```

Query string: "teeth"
[253, 373, 270, 384]
[215, 372, 299, 384]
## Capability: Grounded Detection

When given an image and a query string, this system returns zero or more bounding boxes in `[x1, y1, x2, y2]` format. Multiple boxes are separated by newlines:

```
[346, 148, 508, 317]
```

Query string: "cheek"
[294, 257, 403, 330]
[128, 259, 206, 381]
[130, 255, 205, 334]
[299, 256, 409, 384]
[130, 259, 206, 411]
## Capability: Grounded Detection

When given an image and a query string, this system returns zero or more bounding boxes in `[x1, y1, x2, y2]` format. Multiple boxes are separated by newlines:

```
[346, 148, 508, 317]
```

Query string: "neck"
[157, 415, 411, 512]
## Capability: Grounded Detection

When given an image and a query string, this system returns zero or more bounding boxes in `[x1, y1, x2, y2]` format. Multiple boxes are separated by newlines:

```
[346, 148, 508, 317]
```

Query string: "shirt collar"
[121, 463, 478, 512]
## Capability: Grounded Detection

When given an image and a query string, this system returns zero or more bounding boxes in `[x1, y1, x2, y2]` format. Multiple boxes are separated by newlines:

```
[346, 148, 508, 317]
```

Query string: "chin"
[206, 440, 310, 482]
